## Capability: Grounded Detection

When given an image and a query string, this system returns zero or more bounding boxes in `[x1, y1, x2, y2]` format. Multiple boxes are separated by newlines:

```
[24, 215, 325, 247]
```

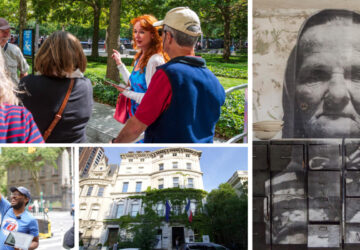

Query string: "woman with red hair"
[112, 15, 168, 123]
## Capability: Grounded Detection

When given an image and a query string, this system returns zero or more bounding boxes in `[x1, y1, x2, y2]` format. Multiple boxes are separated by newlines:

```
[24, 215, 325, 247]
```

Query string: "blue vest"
[144, 56, 225, 143]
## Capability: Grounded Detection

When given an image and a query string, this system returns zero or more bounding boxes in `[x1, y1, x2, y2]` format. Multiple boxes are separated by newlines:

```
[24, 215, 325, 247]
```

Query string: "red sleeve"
[135, 69, 172, 126]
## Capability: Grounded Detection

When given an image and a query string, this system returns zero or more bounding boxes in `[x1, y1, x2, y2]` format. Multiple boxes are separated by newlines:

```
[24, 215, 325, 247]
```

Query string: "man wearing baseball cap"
[0, 187, 39, 249]
[0, 18, 29, 84]
[113, 7, 225, 143]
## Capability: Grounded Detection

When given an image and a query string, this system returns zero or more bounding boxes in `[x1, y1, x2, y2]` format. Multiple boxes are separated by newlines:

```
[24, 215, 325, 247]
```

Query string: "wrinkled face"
[133, 21, 153, 51]
[10, 191, 28, 209]
[0, 29, 10, 46]
[295, 23, 360, 138]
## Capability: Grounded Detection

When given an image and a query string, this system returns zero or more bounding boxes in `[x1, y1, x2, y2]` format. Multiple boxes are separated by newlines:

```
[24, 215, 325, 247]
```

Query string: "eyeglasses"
[10, 193, 24, 198]
[158, 28, 163, 36]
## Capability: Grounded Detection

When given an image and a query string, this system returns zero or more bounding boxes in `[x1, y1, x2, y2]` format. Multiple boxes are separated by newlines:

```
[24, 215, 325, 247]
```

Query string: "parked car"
[180, 242, 228, 250]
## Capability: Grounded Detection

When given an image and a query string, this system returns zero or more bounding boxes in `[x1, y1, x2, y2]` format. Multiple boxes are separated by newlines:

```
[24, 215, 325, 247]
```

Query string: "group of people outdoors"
[0, 6, 225, 144]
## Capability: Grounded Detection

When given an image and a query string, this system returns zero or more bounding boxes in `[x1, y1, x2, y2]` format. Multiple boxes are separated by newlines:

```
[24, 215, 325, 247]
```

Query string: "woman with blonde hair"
[19, 31, 93, 143]
[112, 14, 168, 123]
[0, 52, 43, 143]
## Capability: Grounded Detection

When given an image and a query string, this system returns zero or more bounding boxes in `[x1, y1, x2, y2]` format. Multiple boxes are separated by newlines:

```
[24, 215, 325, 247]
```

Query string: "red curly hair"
[131, 15, 169, 72]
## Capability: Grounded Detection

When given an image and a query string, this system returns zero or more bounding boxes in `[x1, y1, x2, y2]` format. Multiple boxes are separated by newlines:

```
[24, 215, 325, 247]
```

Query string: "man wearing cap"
[0, 187, 39, 250]
[0, 18, 29, 84]
[113, 7, 225, 143]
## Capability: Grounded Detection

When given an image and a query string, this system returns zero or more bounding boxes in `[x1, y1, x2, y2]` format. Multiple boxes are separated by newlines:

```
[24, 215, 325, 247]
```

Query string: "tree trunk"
[30, 170, 40, 197]
[222, 0, 231, 61]
[91, 3, 100, 57]
[19, 0, 27, 52]
[105, 0, 121, 82]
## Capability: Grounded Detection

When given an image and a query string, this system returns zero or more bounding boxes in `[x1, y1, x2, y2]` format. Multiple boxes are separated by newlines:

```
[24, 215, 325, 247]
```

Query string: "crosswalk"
[36, 211, 73, 250]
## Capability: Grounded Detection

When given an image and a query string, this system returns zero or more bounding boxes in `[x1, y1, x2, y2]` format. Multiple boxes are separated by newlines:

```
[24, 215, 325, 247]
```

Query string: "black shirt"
[19, 75, 93, 143]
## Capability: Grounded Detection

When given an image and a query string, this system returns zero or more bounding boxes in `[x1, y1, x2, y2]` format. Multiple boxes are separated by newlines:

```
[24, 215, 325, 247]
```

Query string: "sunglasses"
[158, 28, 163, 36]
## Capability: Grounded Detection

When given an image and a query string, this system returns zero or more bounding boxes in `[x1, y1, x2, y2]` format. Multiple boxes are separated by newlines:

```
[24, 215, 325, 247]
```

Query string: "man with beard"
[0, 18, 28, 84]
[0, 187, 39, 250]
[282, 9, 360, 138]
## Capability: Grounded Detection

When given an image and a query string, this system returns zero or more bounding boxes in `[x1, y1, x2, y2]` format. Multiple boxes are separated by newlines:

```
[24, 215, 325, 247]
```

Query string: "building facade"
[227, 170, 248, 196]
[79, 147, 106, 177]
[6, 149, 74, 210]
[79, 147, 204, 248]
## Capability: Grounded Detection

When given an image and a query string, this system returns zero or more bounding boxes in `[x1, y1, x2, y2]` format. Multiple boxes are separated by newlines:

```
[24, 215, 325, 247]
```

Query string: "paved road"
[36, 211, 73, 250]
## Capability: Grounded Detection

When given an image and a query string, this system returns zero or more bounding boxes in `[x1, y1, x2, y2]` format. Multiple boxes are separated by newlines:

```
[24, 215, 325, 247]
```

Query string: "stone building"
[227, 170, 248, 196]
[6, 149, 74, 210]
[79, 147, 204, 248]
[79, 147, 106, 177]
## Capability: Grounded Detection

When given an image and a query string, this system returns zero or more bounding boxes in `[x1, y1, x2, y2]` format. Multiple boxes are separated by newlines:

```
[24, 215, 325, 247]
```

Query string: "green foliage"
[87, 56, 133, 66]
[0, 148, 63, 171]
[204, 183, 248, 249]
[107, 188, 208, 247]
[207, 65, 247, 79]
[216, 90, 245, 140]
[132, 208, 162, 250]
[86, 72, 119, 106]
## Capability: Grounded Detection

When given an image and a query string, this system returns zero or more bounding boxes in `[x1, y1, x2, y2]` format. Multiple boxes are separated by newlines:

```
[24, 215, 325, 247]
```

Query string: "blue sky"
[103, 146, 248, 192]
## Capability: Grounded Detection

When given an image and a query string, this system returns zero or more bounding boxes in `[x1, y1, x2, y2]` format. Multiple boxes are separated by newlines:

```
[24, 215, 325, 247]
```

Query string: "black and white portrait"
[283, 9, 360, 138]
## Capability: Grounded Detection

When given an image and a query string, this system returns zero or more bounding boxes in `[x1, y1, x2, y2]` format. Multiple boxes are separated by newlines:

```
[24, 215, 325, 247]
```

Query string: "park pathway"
[86, 102, 224, 143]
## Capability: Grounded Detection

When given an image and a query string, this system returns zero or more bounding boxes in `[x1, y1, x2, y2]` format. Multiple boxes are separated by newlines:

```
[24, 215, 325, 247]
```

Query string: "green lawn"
[86, 54, 247, 90]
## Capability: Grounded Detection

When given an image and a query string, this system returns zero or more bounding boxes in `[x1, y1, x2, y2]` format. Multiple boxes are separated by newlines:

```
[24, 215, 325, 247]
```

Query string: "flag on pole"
[185, 199, 193, 223]
[165, 200, 171, 222]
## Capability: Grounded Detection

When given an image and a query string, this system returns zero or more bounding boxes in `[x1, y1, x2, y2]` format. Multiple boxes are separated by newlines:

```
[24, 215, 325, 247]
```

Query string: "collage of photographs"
[0, 0, 359, 249]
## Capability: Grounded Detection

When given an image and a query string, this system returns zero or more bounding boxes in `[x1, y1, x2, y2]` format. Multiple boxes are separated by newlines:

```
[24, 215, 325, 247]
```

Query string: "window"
[186, 154, 190, 157]
[158, 179, 164, 189]
[173, 177, 179, 187]
[191, 201, 196, 215]
[156, 203, 164, 216]
[90, 205, 100, 220]
[187, 178, 194, 188]
[173, 205, 181, 215]
[40, 167, 46, 177]
[159, 163, 164, 171]
[87, 186, 93, 196]
[80, 204, 87, 219]
[172, 162, 178, 169]
[173, 153, 177, 156]
[136, 182, 142, 192]
[129, 159, 133, 162]
[186, 163, 192, 170]
[53, 183, 59, 195]
[140, 158, 145, 162]
[130, 204, 139, 217]
[116, 204, 124, 218]
[122, 182, 129, 193]
[97, 187, 104, 197]
[52, 166, 59, 175]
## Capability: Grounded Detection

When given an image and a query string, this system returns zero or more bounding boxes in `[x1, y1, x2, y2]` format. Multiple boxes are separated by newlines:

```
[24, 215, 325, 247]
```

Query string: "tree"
[131, 207, 162, 250]
[200, 0, 247, 60]
[205, 183, 247, 249]
[0, 148, 63, 196]
[75, 0, 106, 57]
[19, 0, 27, 51]
[105, 0, 121, 82]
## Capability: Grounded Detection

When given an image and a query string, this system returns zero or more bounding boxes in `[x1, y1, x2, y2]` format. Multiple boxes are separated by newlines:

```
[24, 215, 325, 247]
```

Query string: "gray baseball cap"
[0, 18, 12, 30]
[10, 186, 31, 200]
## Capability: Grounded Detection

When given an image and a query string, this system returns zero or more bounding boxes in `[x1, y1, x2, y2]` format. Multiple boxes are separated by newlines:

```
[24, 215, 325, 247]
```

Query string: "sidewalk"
[86, 102, 224, 143]
[86, 102, 125, 143]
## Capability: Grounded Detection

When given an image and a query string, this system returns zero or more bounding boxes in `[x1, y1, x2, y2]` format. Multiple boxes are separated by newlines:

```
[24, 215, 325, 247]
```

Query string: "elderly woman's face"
[295, 23, 360, 138]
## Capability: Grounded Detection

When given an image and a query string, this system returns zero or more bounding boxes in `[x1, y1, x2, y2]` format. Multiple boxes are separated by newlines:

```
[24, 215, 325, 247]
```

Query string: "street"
[36, 211, 74, 250]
